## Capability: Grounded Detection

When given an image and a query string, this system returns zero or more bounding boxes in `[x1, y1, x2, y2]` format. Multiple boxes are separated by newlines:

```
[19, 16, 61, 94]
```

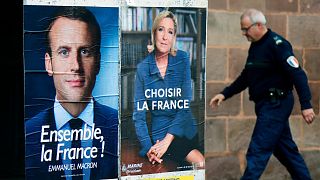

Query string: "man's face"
[45, 17, 100, 102]
[240, 16, 259, 42]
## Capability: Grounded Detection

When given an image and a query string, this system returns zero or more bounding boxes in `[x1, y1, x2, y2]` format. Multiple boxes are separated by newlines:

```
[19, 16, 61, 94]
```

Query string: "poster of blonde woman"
[120, 1, 207, 179]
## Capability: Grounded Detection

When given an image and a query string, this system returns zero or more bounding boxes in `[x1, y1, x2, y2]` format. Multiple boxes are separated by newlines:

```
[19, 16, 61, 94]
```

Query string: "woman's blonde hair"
[149, 10, 178, 56]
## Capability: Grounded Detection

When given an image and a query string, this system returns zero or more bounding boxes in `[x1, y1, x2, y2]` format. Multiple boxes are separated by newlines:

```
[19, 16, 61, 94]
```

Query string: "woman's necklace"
[155, 53, 168, 78]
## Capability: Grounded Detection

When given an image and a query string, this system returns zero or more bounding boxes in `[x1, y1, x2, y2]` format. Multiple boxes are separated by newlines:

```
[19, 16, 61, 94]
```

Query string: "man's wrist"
[300, 100, 312, 110]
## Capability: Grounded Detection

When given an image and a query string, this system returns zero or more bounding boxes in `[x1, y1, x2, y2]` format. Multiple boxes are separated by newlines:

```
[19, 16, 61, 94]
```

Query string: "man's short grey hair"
[241, 8, 267, 25]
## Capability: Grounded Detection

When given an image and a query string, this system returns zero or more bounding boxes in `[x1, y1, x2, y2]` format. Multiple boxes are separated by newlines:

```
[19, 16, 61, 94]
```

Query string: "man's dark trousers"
[241, 92, 312, 180]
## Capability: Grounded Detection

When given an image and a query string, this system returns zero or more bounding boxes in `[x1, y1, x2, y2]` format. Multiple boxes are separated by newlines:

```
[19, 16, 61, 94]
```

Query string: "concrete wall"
[205, 0, 320, 179]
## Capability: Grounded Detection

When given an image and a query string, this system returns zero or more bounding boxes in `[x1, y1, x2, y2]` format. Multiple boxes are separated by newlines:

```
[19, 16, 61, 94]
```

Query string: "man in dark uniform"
[210, 8, 315, 180]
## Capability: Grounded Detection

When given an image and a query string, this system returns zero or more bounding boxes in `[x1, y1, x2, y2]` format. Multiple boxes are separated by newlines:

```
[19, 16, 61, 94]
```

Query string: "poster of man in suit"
[24, 3, 120, 179]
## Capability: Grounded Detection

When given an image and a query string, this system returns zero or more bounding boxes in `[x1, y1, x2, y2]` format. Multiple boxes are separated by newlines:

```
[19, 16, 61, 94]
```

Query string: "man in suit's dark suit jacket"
[25, 101, 118, 179]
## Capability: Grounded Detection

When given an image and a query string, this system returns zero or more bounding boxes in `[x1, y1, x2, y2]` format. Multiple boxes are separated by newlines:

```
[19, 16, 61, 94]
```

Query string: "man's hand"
[302, 108, 315, 124]
[209, 94, 225, 109]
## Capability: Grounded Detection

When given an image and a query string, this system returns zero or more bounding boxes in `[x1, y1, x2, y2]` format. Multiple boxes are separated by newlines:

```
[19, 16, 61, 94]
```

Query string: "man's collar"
[54, 98, 94, 130]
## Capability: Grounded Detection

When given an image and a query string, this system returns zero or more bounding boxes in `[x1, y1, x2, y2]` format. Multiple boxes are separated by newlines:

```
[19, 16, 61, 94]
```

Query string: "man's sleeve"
[274, 39, 312, 110]
[221, 69, 248, 100]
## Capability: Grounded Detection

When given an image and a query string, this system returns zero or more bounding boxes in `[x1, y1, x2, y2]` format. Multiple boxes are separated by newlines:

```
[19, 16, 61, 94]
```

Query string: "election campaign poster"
[19, 0, 320, 179]
[120, 1, 207, 179]
[24, 1, 120, 179]
[24, 0, 207, 179]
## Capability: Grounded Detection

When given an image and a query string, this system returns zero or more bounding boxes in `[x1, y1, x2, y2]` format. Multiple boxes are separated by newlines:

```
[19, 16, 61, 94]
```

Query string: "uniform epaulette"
[273, 36, 283, 45]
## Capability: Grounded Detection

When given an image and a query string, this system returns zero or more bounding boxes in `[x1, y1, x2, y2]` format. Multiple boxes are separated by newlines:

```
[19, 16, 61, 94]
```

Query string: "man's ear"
[95, 54, 101, 75]
[45, 53, 53, 76]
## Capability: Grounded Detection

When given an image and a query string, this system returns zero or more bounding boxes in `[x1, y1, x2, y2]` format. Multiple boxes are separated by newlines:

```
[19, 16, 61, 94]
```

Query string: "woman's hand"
[151, 133, 174, 159]
[146, 148, 163, 164]
[146, 133, 174, 164]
